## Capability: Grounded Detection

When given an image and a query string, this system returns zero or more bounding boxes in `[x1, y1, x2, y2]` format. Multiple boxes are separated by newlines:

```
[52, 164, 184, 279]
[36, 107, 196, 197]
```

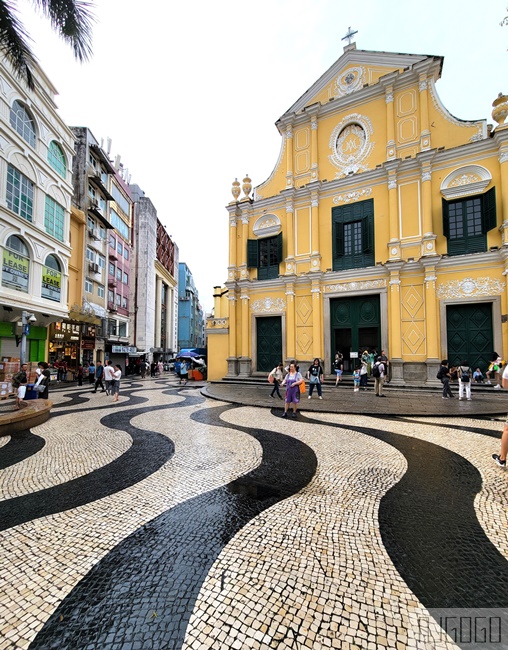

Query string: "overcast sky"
[17, 0, 507, 311]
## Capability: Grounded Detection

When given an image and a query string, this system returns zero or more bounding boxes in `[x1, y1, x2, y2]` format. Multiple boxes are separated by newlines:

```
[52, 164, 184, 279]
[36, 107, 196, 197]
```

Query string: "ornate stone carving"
[385, 92, 393, 104]
[253, 214, 281, 237]
[388, 179, 397, 190]
[450, 173, 482, 187]
[329, 113, 374, 176]
[419, 80, 428, 92]
[286, 128, 293, 139]
[324, 279, 386, 293]
[499, 151, 508, 164]
[421, 171, 431, 182]
[334, 66, 365, 97]
[311, 121, 318, 130]
[332, 188, 372, 204]
[492, 92, 508, 126]
[441, 164, 492, 199]
[251, 297, 286, 312]
[231, 178, 241, 201]
[242, 175, 252, 198]
[436, 277, 505, 299]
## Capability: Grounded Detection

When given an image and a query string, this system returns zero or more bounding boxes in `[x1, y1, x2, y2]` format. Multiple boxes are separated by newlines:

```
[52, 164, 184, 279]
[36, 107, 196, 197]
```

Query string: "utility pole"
[20, 311, 36, 366]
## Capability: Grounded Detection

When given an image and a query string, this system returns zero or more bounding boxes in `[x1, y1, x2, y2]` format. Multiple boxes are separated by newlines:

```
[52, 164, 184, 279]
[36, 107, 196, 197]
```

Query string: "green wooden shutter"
[276, 232, 283, 263]
[334, 221, 344, 256]
[442, 198, 449, 238]
[482, 187, 496, 233]
[362, 216, 373, 253]
[247, 239, 259, 267]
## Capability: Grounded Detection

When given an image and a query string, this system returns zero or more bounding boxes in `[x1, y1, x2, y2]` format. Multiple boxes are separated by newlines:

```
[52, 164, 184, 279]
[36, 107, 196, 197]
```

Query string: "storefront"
[110, 345, 138, 374]
[0, 320, 47, 362]
[81, 325, 97, 367]
[47, 321, 97, 372]
[48, 322, 80, 374]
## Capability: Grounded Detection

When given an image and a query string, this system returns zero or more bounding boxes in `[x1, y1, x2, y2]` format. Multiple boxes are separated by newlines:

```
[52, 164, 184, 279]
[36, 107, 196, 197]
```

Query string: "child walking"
[353, 367, 361, 392]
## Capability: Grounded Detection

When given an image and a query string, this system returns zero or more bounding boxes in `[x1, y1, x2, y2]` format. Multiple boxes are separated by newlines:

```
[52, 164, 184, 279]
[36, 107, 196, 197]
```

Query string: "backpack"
[460, 367, 470, 382]
[372, 363, 381, 378]
[437, 368, 444, 380]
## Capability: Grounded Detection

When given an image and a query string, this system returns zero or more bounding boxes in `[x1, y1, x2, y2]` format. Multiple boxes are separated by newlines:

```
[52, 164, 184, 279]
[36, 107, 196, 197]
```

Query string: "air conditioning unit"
[89, 262, 100, 273]
[110, 305, 118, 312]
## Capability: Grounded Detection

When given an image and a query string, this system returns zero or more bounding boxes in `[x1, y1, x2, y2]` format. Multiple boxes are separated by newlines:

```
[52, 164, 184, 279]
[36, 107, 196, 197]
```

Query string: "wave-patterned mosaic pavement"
[0, 378, 507, 649]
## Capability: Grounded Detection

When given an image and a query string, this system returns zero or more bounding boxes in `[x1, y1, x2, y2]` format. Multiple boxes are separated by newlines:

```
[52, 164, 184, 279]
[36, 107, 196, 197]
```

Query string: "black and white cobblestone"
[0, 380, 506, 649]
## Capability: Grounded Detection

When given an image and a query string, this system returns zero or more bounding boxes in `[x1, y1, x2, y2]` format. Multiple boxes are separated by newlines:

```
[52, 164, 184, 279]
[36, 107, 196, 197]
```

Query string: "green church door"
[446, 303, 493, 371]
[256, 316, 282, 372]
[330, 296, 380, 373]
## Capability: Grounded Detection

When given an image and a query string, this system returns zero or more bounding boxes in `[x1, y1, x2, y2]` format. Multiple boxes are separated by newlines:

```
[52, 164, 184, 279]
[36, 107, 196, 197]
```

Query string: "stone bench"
[0, 399, 53, 437]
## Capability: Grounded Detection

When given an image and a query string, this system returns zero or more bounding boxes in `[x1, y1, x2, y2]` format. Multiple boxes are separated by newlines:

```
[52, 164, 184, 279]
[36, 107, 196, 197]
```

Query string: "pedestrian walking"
[457, 360, 472, 401]
[92, 361, 105, 393]
[306, 358, 324, 400]
[157, 360, 163, 376]
[112, 364, 122, 402]
[88, 362, 96, 385]
[486, 352, 503, 388]
[268, 363, 285, 399]
[281, 361, 304, 418]
[150, 361, 157, 378]
[103, 360, 115, 395]
[492, 363, 508, 468]
[180, 360, 189, 385]
[438, 360, 454, 399]
[333, 352, 343, 386]
[140, 361, 147, 379]
[76, 364, 84, 386]
[372, 356, 386, 397]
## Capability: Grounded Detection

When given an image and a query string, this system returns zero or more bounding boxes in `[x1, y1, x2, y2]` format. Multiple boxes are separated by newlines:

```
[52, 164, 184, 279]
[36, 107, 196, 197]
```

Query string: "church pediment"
[281, 47, 439, 120]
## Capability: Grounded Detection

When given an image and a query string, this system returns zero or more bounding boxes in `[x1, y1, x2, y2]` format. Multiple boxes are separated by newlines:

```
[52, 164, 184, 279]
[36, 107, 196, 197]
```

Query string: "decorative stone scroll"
[440, 165, 492, 200]
[332, 188, 372, 204]
[324, 279, 386, 293]
[252, 214, 281, 237]
[436, 277, 505, 299]
[250, 297, 286, 313]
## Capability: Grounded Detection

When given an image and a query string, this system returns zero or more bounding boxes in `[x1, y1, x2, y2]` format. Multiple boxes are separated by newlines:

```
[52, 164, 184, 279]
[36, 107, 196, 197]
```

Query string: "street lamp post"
[20, 311, 36, 366]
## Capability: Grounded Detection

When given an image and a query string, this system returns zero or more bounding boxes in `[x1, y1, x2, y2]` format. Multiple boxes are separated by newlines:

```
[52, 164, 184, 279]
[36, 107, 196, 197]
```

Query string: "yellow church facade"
[207, 43, 508, 384]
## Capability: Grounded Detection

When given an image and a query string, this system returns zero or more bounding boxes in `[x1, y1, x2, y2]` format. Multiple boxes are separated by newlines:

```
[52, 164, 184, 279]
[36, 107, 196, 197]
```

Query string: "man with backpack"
[457, 360, 472, 401]
[372, 356, 386, 397]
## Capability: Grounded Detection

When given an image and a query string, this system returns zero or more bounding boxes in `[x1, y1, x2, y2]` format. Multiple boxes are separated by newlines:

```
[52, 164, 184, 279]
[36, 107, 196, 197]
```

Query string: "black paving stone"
[29, 404, 318, 650]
